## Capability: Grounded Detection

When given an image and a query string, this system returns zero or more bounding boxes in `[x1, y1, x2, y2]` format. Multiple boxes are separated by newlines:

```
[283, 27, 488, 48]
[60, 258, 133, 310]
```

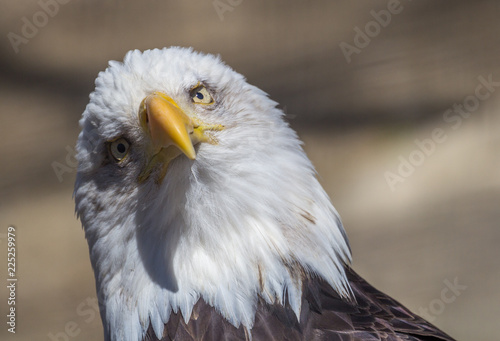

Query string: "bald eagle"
[74, 47, 455, 341]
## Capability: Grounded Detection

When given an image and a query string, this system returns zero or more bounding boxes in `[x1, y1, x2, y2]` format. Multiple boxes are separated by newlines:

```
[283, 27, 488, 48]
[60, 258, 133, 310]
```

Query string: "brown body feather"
[143, 267, 455, 341]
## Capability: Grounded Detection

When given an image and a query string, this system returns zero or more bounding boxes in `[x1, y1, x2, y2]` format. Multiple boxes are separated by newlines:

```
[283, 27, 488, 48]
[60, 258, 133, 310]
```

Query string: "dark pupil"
[196, 92, 204, 100]
[117, 143, 126, 154]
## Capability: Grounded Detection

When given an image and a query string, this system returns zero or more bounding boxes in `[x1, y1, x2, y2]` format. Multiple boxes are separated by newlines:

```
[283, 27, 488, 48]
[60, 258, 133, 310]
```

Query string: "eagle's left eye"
[190, 86, 213, 105]
[109, 138, 130, 161]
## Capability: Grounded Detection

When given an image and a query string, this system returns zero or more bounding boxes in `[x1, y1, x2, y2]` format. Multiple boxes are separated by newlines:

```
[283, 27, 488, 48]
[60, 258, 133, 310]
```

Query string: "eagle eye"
[109, 138, 130, 161]
[190, 85, 213, 105]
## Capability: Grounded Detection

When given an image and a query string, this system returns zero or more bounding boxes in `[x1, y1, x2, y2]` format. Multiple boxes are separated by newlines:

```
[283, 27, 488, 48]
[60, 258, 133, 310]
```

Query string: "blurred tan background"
[1, 1, 499, 340]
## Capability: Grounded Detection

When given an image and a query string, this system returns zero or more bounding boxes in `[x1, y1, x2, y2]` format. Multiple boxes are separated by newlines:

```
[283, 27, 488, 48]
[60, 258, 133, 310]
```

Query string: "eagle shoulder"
[144, 267, 455, 341]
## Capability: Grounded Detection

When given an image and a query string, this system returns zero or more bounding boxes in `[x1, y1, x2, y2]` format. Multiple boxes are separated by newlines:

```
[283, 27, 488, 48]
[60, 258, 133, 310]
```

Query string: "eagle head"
[74, 47, 351, 341]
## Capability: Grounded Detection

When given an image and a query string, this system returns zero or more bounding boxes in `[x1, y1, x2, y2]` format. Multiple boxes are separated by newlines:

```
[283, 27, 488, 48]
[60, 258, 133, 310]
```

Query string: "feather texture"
[144, 266, 454, 341]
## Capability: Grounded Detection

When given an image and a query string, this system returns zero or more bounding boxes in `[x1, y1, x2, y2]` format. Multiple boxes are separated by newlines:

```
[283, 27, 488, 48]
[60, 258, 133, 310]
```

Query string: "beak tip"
[180, 143, 196, 160]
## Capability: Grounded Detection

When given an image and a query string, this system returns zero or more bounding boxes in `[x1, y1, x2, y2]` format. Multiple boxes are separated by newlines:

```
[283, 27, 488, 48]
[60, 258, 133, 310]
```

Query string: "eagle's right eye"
[109, 138, 130, 161]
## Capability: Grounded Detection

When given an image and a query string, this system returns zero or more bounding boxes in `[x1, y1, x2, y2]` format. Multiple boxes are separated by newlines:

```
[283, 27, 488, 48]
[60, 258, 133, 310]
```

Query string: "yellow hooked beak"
[138, 92, 223, 182]
[144, 92, 197, 159]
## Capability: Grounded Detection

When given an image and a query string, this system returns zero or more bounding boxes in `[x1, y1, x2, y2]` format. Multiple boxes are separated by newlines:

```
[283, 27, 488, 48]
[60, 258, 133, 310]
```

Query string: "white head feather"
[74, 47, 352, 341]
